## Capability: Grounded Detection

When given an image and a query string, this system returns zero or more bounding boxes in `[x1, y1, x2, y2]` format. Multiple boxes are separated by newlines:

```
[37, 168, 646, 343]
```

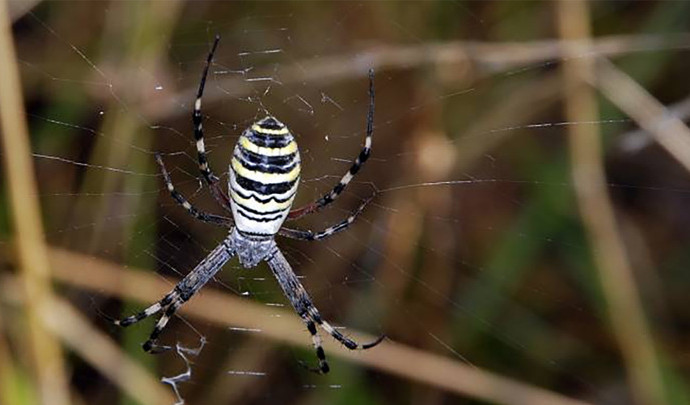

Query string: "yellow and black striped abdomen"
[229, 116, 300, 235]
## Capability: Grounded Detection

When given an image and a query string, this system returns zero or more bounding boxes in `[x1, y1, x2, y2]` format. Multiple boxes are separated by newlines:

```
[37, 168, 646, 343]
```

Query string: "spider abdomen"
[229, 116, 301, 235]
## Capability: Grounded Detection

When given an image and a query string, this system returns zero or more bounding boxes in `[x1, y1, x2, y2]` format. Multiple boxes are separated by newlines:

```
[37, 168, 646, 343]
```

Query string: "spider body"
[116, 35, 382, 374]
[230, 116, 300, 237]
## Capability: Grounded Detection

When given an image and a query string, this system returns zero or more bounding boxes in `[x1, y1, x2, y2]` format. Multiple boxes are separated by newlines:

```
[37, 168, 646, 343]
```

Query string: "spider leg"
[115, 240, 235, 353]
[287, 68, 375, 221]
[266, 248, 331, 373]
[307, 307, 385, 350]
[142, 301, 182, 353]
[266, 247, 383, 374]
[298, 317, 329, 374]
[279, 195, 373, 241]
[192, 35, 233, 213]
[114, 290, 177, 327]
[156, 153, 233, 228]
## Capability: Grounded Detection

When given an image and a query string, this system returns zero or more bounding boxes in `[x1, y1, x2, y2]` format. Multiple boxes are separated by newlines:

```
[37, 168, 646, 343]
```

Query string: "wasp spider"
[116, 36, 383, 374]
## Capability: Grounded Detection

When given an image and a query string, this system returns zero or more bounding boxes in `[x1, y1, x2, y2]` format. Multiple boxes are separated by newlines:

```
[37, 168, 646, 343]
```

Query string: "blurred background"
[2, 1, 690, 404]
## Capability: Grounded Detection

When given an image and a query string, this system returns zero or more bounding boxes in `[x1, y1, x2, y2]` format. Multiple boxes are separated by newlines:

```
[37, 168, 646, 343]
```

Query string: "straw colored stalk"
[0, 2, 70, 404]
[143, 33, 690, 122]
[592, 57, 690, 175]
[557, 1, 668, 404]
[0, 273, 192, 405]
[43, 247, 593, 405]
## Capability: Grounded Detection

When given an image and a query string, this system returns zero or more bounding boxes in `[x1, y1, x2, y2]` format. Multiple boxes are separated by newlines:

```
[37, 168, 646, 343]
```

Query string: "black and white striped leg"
[114, 289, 181, 353]
[266, 248, 384, 375]
[116, 241, 235, 353]
[287, 68, 375, 221]
[299, 317, 330, 374]
[142, 301, 182, 353]
[279, 195, 373, 241]
[193, 35, 221, 186]
[307, 307, 385, 351]
[155, 153, 234, 228]
[191, 35, 234, 213]
[115, 291, 176, 328]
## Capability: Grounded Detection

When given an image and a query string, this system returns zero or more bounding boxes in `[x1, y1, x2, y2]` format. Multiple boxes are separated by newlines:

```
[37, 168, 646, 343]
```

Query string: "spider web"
[5, 2, 690, 405]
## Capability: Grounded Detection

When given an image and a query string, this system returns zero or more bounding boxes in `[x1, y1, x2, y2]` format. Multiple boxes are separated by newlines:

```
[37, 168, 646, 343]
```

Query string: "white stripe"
[312, 333, 322, 348]
[341, 171, 353, 185]
[230, 189, 294, 212]
[321, 320, 336, 335]
[145, 303, 162, 316]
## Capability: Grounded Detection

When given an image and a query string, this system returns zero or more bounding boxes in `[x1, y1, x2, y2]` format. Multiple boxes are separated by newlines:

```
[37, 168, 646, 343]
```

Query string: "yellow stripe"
[252, 123, 290, 135]
[230, 189, 295, 212]
[232, 157, 300, 184]
[240, 136, 297, 156]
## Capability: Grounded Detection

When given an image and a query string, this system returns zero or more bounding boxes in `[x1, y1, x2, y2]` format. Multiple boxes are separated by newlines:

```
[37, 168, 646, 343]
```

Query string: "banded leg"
[116, 240, 235, 352]
[303, 316, 329, 374]
[115, 290, 176, 328]
[114, 289, 181, 353]
[287, 68, 375, 220]
[144, 301, 182, 353]
[192, 35, 233, 212]
[307, 307, 385, 351]
[156, 153, 233, 228]
[266, 247, 384, 374]
[279, 195, 373, 241]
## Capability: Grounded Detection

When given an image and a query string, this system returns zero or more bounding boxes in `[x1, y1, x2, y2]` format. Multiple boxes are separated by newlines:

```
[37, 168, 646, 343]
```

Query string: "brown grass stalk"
[0, 2, 70, 404]
[557, 1, 667, 404]
[592, 57, 690, 174]
[39, 297, 177, 405]
[7, 0, 42, 22]
[144, 33, 690, 122]
[0, 273, 191, 405]
[617, 94, 690, 153]
[44, 247, 592, 405]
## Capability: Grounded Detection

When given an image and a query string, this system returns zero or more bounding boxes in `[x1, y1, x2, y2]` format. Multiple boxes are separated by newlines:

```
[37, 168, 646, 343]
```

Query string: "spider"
[115, 35, 384, 374]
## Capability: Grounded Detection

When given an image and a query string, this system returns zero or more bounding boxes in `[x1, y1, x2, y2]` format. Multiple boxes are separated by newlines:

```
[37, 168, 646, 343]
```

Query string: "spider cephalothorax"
[230, 228, 276, 268]
[116, 35, 383, 374]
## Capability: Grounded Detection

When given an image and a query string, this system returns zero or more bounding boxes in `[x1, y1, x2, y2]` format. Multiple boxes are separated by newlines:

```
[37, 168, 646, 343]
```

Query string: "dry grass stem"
[144, 33, 690, 122]
[42, 247, 592, 405]
[0, 2, 70, 404]
[617, 94, 690, 153]
[8, 0, 41, 22]
[39, 297, 177, 405]
[557, 1, 667, 404]
[590, 57, 690, 174]
[0, 274, 183, 405]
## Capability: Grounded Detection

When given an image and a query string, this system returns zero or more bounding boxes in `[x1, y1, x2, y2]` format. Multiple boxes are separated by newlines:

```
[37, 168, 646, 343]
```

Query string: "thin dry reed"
[41, 246, 593, 405]
[0, 1, 70, 404]
[558, 1, 668, 404]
